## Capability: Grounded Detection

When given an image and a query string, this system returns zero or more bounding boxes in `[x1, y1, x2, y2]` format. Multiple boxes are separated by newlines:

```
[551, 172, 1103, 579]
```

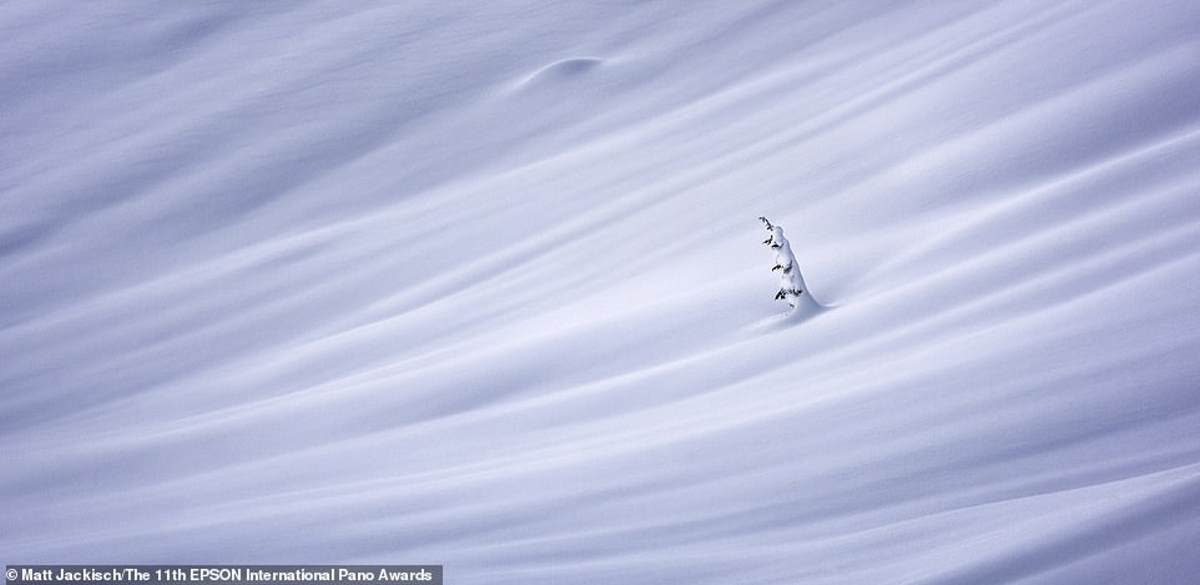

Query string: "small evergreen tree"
[759, 216, 810, 311]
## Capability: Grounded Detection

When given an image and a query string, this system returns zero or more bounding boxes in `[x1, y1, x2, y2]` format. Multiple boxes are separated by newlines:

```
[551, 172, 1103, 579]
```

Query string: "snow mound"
[524, 57, 605, 83]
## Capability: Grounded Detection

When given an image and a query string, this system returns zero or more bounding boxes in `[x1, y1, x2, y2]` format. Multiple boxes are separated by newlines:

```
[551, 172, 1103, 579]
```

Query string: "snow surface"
[3, 0, 1200, 583]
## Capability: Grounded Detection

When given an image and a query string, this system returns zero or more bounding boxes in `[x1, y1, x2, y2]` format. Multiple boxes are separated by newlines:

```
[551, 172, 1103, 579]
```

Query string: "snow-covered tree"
[759, 216, 810, 311]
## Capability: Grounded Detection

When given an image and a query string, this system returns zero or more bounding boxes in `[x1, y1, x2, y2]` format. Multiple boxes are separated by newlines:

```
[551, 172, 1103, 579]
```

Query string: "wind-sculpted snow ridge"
[3, 0, 1200, 582]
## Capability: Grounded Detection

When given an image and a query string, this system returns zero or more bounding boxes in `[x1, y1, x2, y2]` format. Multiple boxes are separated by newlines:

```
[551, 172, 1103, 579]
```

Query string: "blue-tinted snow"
[2, 1, 1200, 583]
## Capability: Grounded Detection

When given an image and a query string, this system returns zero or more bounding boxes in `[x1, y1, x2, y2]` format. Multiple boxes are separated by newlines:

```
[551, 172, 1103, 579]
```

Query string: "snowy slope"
[3, 0, 1200, 583]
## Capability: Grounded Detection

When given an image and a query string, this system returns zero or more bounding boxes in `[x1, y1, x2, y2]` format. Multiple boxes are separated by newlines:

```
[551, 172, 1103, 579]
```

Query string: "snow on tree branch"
[760, 217, 810, 312]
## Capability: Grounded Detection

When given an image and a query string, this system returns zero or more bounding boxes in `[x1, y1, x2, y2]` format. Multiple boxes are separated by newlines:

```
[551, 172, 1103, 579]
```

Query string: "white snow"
[762, 221, 815, 313]
[2, 1, 1200, 583]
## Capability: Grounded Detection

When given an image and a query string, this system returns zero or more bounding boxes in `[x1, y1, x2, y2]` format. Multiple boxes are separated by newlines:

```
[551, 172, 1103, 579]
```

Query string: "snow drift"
[2, 0, 1200, 583]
